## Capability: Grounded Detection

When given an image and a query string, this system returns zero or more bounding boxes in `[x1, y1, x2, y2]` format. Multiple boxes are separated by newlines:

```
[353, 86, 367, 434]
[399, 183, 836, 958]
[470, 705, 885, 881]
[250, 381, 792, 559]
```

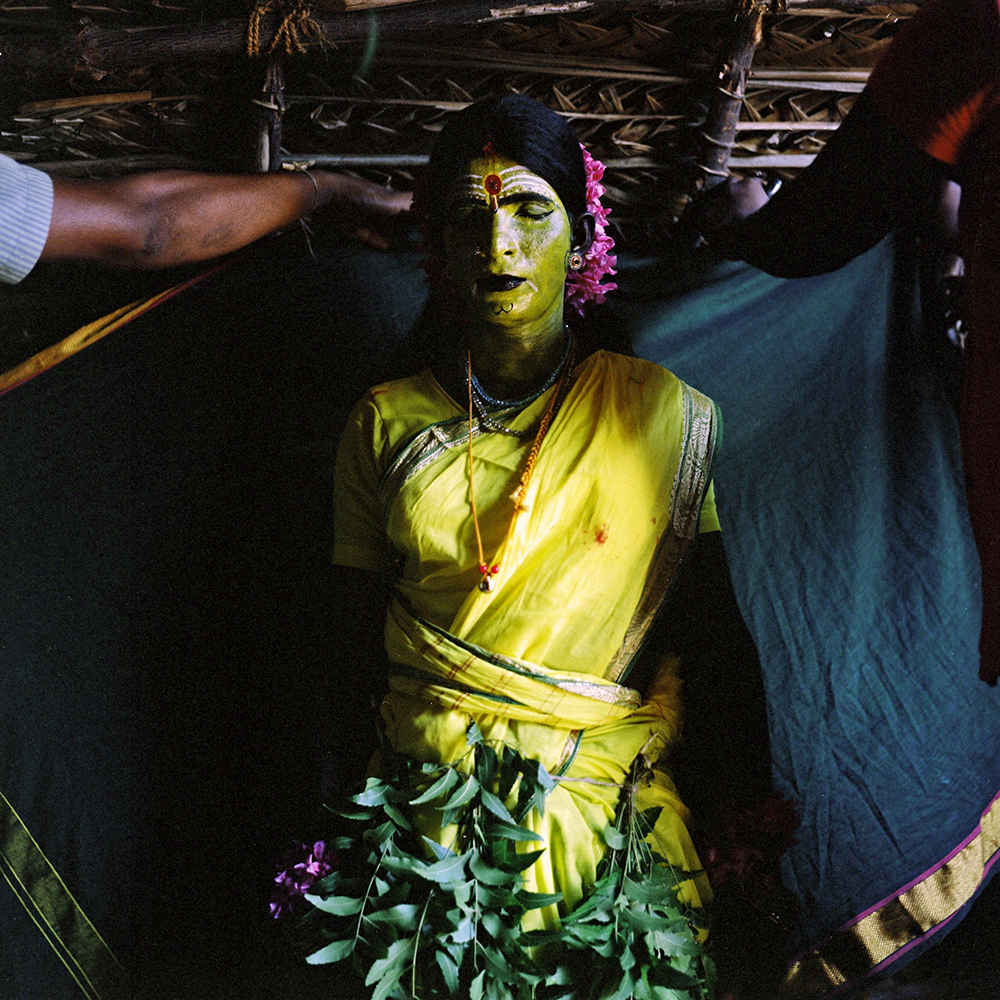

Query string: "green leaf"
[410, 767, 462, 805]
[353, 777, 390, 807]
[380, 853, 428, 878]
[515, 890, 563, 910]
[303, 893, 364, 916]
[365, 936, 415, 986]
[418, 850, 473, 885]
[597, 966, 636, 1000]
[515, 757, 556, 819]
[623, 875, 683, 906]
[485, 817, 543, 843]
[470, 849, 515, 886]
[475, 742, 499, 788]
[561, 923, 613, 946]
[478, 941, 514, 980]
[364, 820, 396, 846]
[372, 969, 406, 1000]
[435, 949, 460, 995]
[422, 836, 457, 861]
[602, 822, 627, 850]
[383, 802, 412, 831]
[466, 721, 485, 746]
[440, 774, 479, 814]
[480, 910, 504, 940]
[363, 903, 423, 930]
[479, 788, 516, 824]
[520, 929, 566, 948]
[476, 882, 520, 910]
[305, 937, 354, 965]
[470, 970, 486, 1000]
[643, 927, 702, 958]
[335, 804, 376, 821]
[497, 745, 520, 801]
[450, 914, 476, 943]
[498, 847, 546, 874]
[646, 959, 704, 988]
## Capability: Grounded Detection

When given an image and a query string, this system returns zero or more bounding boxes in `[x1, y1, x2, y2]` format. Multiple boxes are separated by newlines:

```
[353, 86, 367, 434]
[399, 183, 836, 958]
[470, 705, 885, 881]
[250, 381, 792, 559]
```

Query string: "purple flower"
[270, 840, 336, 919]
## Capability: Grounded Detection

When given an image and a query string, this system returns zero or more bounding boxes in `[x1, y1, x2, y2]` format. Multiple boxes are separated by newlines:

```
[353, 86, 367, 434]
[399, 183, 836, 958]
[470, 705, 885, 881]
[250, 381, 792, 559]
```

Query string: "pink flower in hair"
[564, 145, 617, 318]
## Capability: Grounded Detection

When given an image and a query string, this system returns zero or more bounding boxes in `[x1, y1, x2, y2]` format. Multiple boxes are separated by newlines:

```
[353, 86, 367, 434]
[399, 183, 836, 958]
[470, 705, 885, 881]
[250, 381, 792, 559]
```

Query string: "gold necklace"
[466, 337, 575, 593]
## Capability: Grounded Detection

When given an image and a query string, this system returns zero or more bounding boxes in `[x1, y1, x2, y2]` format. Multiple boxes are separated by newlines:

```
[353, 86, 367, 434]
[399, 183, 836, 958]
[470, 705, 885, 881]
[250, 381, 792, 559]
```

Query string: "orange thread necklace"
[466, 336, 575, 593]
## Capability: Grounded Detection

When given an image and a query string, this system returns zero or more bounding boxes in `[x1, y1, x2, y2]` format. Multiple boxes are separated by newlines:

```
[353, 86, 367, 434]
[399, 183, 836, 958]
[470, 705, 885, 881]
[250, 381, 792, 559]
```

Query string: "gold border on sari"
[1, 791, 128, 1000]
[781, 789, 1000, 997]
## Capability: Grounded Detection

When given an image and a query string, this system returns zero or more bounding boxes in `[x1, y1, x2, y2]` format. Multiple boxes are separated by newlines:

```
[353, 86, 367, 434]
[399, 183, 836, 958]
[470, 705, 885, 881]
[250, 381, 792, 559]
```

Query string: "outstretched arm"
[42, 169, 411, 269]
[693, 91, 949, 277]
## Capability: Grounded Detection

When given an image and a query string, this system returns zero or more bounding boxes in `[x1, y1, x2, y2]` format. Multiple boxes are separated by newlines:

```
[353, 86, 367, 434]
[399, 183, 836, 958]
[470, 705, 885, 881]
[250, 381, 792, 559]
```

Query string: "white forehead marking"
[447, 164, 560, 208]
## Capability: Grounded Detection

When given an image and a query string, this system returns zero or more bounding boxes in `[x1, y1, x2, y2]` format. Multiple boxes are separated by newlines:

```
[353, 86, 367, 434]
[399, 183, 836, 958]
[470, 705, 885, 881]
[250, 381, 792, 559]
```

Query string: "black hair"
[423, 93, 586, 245]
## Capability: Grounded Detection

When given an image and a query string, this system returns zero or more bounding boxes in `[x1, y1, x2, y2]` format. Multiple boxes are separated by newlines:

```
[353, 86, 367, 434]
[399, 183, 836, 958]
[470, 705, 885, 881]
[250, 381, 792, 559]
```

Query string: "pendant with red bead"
[478, 563, 500, 592]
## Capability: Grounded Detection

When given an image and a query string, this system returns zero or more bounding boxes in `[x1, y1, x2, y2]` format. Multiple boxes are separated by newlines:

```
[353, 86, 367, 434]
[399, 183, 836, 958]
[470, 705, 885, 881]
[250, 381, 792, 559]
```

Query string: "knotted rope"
[247, 0, 326, 57]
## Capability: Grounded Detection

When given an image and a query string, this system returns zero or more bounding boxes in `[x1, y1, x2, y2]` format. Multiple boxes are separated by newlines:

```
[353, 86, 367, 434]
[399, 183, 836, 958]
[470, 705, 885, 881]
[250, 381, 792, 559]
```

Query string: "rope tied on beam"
[247, 0, 327, 57]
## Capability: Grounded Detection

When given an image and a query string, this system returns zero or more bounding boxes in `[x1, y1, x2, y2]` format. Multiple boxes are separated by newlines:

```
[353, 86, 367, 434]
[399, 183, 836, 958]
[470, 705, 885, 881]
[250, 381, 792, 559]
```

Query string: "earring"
[474, 247, 486, 258]
[568, 251, 584, 271]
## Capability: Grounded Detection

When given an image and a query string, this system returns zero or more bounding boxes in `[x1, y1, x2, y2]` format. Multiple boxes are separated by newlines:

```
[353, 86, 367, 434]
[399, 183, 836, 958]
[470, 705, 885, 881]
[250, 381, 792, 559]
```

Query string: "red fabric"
[868, 0, 1000, 169]
[870, 0, 1000, 683]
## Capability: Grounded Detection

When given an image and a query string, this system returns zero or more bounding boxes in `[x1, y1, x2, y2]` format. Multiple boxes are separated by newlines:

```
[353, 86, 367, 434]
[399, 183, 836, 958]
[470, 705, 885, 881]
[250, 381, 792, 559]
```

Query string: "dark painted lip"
[477, 274, 525, 293]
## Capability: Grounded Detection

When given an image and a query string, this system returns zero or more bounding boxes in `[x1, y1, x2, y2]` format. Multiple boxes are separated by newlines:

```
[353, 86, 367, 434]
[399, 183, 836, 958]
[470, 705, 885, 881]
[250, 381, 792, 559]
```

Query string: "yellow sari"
[333, 350, 720, 930]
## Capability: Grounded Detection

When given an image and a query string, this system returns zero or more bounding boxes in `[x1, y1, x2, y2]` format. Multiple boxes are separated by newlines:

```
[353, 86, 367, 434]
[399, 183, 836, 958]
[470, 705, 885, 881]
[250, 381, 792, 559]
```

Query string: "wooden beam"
[0, 0, 914, 78]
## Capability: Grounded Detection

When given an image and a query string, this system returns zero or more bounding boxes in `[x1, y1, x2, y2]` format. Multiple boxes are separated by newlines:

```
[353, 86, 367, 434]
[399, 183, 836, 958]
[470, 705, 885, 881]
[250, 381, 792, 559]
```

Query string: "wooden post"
[696, 0, 767, 193]
[254, 52, 286, 172]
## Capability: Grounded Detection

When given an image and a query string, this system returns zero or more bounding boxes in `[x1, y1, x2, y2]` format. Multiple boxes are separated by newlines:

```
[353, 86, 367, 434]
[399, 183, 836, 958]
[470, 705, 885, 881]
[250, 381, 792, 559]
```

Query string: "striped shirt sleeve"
[0, 154, 55, 285]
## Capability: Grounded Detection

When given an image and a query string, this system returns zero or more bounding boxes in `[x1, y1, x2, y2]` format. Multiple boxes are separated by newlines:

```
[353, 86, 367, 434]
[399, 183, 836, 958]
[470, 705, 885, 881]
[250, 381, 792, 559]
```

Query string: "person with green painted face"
[308, 94, 776, 1000]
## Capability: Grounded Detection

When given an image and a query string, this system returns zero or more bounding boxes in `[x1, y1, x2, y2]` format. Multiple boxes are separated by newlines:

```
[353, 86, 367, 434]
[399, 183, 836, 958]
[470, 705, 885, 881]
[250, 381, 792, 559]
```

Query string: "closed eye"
[517, 205, 554, 220]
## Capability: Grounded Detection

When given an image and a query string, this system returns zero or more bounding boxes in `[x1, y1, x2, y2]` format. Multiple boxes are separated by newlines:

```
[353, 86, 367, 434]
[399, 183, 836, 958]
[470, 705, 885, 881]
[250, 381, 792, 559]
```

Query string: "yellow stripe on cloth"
[0, 259, 231, 398]
[781, 789, 1000, 997]
[0, 791, 128, 1000]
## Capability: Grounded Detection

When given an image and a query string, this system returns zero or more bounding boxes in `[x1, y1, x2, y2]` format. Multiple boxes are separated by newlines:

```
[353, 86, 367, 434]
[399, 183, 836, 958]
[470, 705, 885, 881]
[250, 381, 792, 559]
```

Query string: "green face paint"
[442, 156, 573, 329]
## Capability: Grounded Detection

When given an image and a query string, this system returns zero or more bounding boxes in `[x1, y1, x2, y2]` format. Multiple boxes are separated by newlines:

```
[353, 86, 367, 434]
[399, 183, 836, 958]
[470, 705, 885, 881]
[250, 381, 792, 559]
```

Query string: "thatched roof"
[1, 0, 919, 221]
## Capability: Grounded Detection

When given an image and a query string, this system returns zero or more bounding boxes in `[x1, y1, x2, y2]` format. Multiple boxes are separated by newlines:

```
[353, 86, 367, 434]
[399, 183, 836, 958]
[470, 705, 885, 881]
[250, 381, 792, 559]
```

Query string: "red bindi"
[484, 174, 502, 196]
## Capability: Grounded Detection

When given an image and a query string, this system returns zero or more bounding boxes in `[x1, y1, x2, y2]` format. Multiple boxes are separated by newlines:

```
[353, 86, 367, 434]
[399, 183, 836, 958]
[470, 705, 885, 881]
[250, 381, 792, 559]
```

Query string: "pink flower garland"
[564, 144, 617, 318]
[415, 144, 617, 318]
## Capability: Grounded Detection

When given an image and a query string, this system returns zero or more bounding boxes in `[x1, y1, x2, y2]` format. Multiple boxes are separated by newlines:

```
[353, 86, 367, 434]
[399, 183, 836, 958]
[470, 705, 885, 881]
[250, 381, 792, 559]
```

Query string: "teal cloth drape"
[616, 239, 1000, 955]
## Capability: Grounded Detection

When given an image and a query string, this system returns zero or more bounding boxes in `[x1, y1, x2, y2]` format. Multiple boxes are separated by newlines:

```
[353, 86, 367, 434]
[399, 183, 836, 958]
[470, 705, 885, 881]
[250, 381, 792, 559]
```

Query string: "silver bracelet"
[302, 168, 319, 213]
[283, 161, 320, 213]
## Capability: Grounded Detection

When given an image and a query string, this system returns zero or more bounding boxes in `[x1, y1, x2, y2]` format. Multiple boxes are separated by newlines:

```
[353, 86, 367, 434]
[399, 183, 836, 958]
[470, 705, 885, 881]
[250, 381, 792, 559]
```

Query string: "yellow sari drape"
[334, 351, 720, 930]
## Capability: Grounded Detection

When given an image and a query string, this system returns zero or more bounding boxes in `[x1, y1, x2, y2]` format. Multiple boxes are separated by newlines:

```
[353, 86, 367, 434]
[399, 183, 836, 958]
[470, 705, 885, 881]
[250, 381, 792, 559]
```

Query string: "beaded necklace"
[467, 329, 573, 438]
[466, 335, 576, 593]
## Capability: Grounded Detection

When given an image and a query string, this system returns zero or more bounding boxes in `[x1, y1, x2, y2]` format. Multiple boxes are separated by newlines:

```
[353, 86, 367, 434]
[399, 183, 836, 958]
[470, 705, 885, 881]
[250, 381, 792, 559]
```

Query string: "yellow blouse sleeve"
[698, 480, 721, 534]
[332, 394, 395, 573]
